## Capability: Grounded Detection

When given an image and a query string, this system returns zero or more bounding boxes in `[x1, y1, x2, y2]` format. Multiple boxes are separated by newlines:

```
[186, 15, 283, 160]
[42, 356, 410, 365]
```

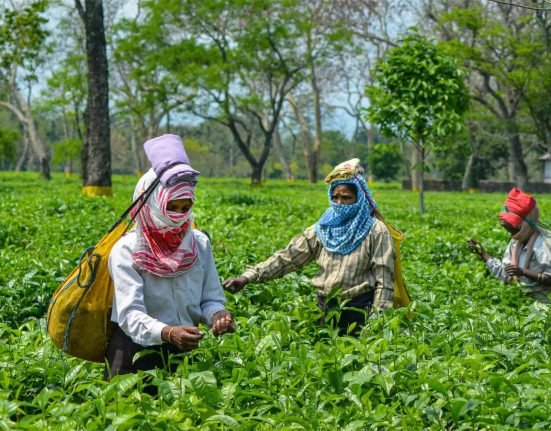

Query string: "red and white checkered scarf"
[131, 169, 198, 277]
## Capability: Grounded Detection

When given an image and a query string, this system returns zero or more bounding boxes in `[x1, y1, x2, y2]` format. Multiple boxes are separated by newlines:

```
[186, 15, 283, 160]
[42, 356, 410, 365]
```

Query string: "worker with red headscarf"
[468, 188, 551, 303]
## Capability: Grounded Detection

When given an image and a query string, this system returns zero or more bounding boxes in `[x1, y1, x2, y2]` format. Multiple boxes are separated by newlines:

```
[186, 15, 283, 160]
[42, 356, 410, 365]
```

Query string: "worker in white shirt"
[105, 135, 234, 379]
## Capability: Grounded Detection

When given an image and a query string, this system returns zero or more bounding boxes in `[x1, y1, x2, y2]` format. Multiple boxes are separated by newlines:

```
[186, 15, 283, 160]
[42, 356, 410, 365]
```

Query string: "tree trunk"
[130, 117, 144, 175]
[251, 163, 263, 185]
[287, 94, 312, 179]
[226, 117, 272, 185]
[64, 161, 73, 177]
[419, 145, 425, 215]
[366, 125, 375, 182]
[77, 0, 112, 196]
[462, 154, 477, 191]
[507, 119, 528, 189]
[309, 59, 322, 184]
[16, 133, 29, 171]
[411, 144, 422, 192]
[462, 124, 479, 191]
[272, 122, 294, 180]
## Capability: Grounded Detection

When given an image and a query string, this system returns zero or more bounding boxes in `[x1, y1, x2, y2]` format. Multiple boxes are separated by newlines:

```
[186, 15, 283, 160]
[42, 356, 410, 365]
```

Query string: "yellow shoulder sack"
[47, 221, 127, 362]
[384, 222, 411, 308]
[47, 172, 166, 362]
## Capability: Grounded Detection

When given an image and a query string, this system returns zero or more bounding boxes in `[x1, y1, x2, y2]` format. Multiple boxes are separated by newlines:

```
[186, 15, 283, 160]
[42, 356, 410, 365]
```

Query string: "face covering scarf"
[315, 175, 377, 255]
[131, 169, 198, 277]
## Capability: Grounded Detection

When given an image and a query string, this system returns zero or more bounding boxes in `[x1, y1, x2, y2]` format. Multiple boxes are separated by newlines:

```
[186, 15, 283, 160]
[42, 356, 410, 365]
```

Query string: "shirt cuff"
[242, 269, 259, 282]
[485, 256, 498, 269]
[374, 299, 393, 311]
[150, 320, 167, 345]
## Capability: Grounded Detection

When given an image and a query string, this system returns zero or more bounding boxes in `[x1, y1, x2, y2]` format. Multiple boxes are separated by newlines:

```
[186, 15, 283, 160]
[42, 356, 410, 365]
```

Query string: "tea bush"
[0, 173, 549, 429]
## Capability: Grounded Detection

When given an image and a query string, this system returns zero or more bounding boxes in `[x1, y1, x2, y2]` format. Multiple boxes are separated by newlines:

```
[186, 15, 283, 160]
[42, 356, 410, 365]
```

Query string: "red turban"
[499, 188, 536, 228]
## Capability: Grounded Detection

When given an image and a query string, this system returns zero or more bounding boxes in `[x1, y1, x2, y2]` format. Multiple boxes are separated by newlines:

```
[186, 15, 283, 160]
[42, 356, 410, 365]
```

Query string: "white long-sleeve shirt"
[486, 234, 551, 301]
[108, 229, 226, 346]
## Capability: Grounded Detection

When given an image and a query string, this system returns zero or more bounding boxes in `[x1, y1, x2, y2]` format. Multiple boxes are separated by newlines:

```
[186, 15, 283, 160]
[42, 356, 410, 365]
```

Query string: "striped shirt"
[242, 219, 395, 310]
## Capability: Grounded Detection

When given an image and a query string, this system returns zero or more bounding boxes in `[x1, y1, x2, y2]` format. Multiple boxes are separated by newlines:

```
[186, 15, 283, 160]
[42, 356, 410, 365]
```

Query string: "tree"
[426, 1, 549, 188]
[524, 11, 551, 153]
[39, 6, 88, 146]
[366, 32, 469, 213]
[0, 1, 50, 178]
[331, 0, 402, 182]
[110, 14, 196, 174]
[136, 0, 307, 184]
[283, 1, 354, 183]
[75, 0, 111, 196]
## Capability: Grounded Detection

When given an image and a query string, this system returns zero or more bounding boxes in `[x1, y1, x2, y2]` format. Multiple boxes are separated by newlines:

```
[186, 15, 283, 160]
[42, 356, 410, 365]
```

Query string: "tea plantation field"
[0, 172, 549, 430]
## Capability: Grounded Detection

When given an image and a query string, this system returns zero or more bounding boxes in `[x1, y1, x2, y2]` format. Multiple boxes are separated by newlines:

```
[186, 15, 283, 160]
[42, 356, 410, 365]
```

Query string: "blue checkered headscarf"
[314, 175, 378, 255]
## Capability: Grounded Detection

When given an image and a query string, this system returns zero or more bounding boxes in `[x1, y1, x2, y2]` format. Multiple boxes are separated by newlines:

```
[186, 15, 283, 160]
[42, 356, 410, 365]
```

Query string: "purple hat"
[143, 134, 199, 186]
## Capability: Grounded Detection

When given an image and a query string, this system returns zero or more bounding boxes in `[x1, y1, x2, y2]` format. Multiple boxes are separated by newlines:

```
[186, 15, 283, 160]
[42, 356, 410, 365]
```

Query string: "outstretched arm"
[223, 227, 318, 293]
[469, 238, 511, 283]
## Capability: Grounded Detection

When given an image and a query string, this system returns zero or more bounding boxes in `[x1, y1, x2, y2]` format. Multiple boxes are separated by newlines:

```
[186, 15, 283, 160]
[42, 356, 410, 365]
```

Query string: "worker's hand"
[222, 276, 249, 293]
[505, 264, 524, 278]
[467, 239, 489, 262]
[211, 310, 236, 335]
[467, 239, 484, 255]
[164, 325, 204, 352]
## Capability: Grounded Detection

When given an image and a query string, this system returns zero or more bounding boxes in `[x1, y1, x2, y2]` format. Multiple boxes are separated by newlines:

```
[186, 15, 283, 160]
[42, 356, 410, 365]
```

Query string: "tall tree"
[38, 6, 88, 149]
[366, 32, 469, 214]
[0, 1, 50, 178]
[136, 0, 307, 184]
[75, 0, 111, 196]
[331, 0, 402, 181]
[525, 7, 551, 152]
[426, 1, 548, 188]
[289, 1, 351, 183]
[111, 14, 195, 174]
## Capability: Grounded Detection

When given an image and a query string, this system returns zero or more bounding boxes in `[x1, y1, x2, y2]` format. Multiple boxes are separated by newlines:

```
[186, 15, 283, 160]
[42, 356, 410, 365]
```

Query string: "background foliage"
[1, 1, 549, 186]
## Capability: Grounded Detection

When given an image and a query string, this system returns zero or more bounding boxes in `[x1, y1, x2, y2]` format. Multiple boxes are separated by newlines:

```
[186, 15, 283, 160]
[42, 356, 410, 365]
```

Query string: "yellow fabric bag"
[47, 220, 128, 362]
[385, 222, 411, 308]
[47, 170, 169, 362]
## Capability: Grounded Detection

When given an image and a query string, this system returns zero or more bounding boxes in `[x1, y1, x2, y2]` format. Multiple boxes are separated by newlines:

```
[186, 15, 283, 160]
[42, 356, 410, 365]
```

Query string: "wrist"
[162, 326, 175, 344]
[213, 309, 229, 319]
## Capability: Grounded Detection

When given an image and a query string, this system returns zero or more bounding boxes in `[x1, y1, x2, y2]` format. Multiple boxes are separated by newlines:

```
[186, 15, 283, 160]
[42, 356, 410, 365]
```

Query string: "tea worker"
[223, 158, 395, 333]
[105, 134, 234, 379]
[468, 188, 551, 303]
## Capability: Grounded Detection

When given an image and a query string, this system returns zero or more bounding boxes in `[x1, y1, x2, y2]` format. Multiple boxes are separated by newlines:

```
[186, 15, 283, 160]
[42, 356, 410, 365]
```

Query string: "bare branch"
[488, 0, 551, 11]
[74, 0, 85, 22]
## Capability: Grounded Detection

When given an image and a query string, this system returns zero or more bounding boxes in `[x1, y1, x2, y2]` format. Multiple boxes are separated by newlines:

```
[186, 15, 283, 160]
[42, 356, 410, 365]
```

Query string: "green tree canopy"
[365, 31, 470, 213]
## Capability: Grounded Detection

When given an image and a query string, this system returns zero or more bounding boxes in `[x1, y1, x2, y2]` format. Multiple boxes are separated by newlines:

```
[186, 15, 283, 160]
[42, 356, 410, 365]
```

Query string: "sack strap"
[107, 162, 183, 233]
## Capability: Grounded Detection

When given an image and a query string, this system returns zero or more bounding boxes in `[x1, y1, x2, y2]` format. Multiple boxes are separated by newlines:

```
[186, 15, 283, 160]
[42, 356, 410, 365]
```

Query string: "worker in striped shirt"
[223, 159, 394, 334]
